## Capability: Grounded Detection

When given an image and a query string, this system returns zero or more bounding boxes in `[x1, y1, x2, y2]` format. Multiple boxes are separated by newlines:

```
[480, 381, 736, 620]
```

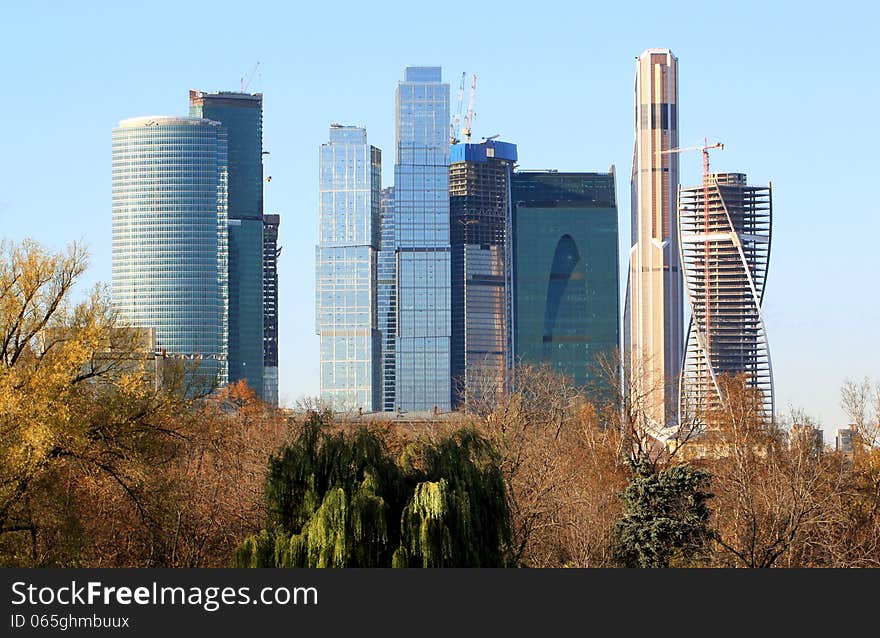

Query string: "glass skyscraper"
[189, 90, 265, 400]
[449, 140, 517, 409]
[511, 171, 620, 388]
[316, 125, 382, 411]
[393, 66, 451, 412]
[111, 115, 229, 386]
[378, 186, 397, 411]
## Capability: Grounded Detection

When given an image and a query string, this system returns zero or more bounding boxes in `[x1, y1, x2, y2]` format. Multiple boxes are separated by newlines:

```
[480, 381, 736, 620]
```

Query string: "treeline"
[2, 239, 880, 568]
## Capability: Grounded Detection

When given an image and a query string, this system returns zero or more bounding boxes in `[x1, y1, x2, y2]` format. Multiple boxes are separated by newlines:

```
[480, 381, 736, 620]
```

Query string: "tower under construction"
[449, 140, 517, 409]
[678, 172, 773, 423]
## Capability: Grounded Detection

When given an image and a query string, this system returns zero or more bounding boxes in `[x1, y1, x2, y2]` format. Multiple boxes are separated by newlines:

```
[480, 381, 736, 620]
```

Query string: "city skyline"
[3, 1, 878, 439]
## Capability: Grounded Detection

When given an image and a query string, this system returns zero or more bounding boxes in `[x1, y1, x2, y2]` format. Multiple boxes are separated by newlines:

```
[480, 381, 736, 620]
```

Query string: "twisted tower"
[678, 173, 773, 422]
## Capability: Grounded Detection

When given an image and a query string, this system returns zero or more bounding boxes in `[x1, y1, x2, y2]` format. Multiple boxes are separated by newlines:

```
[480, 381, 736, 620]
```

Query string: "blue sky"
[2, 1, 877, 437]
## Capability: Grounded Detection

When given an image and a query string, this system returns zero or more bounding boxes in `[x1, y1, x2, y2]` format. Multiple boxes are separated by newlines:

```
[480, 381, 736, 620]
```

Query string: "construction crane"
[240, 61, 260, 93]
[660, 138, 723, 370]
[461, 74, 477, 143]
[449, 71, 466, 145]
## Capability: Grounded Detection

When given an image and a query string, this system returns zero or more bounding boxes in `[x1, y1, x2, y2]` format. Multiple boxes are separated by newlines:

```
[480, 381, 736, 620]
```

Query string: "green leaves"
[234, 416, 512, 568]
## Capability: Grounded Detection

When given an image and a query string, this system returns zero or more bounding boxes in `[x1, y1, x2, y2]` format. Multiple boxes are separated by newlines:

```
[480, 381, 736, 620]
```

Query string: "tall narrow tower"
[625, 48, 683, 427]
[316, 125, 382, 412]
[189, 90, 265, 399]
[678, 173, 773, 422]
[393, 66, 451, 412]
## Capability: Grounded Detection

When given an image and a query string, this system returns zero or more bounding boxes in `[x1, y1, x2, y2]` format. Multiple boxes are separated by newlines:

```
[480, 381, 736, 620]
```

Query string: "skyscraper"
[189, 90, 265, 399]
[678, 172, 773, 422]
[449, 139, 517, 408]
[262, 213, 280, 407]
[316, 125, 382, 411]
[511, 171, 620, 388]
[378, 186, 397, 411]
[111, 115, 229, 387]
[393, 66, 451, 412]
[625, 48, 683, 427]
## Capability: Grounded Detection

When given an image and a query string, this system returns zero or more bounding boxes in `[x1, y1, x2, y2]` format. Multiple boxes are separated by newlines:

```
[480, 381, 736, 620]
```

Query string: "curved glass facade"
[112, 116, 229, 386]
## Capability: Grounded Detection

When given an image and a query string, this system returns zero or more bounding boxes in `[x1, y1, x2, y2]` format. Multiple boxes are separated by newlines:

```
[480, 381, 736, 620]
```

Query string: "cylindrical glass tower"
[112, 116, 229, 387]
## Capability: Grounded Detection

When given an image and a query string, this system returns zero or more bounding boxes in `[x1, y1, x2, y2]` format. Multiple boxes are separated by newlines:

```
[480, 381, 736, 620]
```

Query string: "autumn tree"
[467, 362, 630, 567]
[704, 375, 842, 567]
[0, 239, 191, 565]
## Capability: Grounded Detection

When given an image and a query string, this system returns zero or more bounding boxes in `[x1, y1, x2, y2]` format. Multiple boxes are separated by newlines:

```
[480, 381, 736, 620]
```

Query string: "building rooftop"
[189, 89, 262, 101]
[117, 115, 220, 128]
[403, 66, 442, 82]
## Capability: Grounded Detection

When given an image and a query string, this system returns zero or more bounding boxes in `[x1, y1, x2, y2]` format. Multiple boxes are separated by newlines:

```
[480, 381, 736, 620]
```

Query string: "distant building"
[111, 115, 229, 388]
[378, 186, 397, 411]
[510, 170, 620, 388]
[393, 66, 451, 412]
[836, 426, 857, 455]
[790, 423, 824, 457]
[189, 90, 266, 400]
[449, 140, 518, 408]
[262, 213, 280, 406]
[316, 125, 382, 411]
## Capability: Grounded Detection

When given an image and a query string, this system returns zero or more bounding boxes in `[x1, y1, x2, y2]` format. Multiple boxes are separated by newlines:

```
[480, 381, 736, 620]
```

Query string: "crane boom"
[450, 71, 466, 145]
[661, 138, 724, 394]
[462, 74, 477, 143]
[240, 61, 260, 93]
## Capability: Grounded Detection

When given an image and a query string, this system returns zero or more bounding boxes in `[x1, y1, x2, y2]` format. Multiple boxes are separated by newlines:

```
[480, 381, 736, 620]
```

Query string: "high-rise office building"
[262, 213, 280, 406]
[378, 186, 397, 411]
[449, 140, 517, 408]
[111, 115, 229, 387]
[316, 125, 382, 411]
[836, 426, 856, 455]
[625, 48, 683, 427]
[511, 171, 620, 388]
[678, 173, 773, 422]
[393, 66, 451, 412]
[189, 90, 265, 399]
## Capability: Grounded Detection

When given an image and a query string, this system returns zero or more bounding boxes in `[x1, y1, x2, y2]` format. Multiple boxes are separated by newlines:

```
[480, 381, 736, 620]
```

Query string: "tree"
[0, 239, 190, 565]
[705, 375, 841, 568]
[233, 413, 512, 567]
[612, 459, 713, 568]
[73, 381, 294, 567]
[472, 362, 629, 567]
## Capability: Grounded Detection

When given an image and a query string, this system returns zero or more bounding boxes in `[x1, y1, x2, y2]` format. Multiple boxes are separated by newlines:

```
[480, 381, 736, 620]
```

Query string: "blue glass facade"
[189, 91, 265, 399]
[511, 171, 620, 388]
[378, 186, 396, 411]
[316, 125, 381, 411]
[111, 116, 229, 387]
[394, 66, 451, 412]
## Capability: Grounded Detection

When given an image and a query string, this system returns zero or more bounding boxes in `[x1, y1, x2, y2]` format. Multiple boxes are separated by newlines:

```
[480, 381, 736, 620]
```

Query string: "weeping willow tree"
[233, 414, 512, 567]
